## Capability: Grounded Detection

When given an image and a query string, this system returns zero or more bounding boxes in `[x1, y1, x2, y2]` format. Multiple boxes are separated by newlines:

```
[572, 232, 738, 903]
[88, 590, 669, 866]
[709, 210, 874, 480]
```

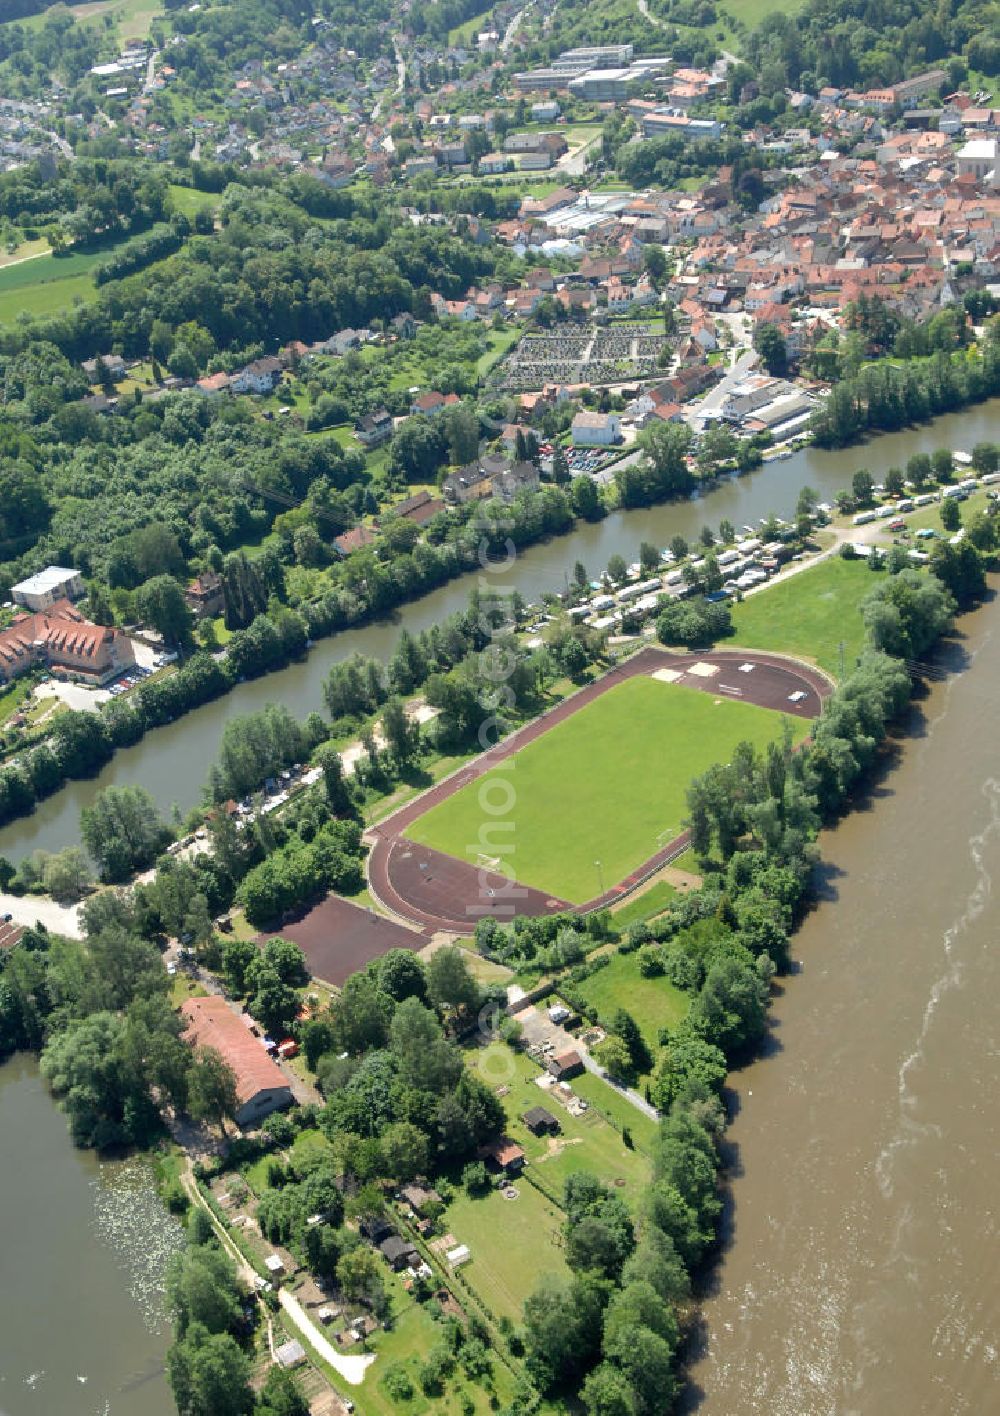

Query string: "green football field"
[405, 675, 808, 902]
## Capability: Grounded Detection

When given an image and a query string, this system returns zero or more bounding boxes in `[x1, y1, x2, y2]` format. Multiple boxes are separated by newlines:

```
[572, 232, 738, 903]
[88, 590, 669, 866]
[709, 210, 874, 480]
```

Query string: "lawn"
[167, 183, 218, 219]
[569, 1071, 659, 1151]
[12, 0, 166, 39]
[576, 951, 689, 1052]
[405, 675, 807, 902]
[727, 554, 873, 680]
[721, 0, 805, 23]
[610, 878, 677, 929]
[467, 1043, 653, 1203]
[0, 678, 32, 726]
[444, 1176, 569, 1322]
[346, 1268, 520, 1416]
[447, 2, 492, 44]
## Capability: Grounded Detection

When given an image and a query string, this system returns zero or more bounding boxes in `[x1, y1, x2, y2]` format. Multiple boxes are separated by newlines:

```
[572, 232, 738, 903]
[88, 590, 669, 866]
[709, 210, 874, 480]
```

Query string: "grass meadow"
[727, 554, 873, 680]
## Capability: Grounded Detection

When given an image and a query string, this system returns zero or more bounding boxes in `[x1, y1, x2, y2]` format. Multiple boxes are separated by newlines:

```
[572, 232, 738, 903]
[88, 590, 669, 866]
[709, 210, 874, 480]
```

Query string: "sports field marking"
[652, 667, 682, 683]
[687, 662, 720, 678]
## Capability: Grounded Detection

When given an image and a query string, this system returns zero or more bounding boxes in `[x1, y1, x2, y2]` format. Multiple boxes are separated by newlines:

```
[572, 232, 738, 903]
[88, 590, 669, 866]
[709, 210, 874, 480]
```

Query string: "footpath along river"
[1, 399, 998, 864]
[684, 585, 1000, 1414]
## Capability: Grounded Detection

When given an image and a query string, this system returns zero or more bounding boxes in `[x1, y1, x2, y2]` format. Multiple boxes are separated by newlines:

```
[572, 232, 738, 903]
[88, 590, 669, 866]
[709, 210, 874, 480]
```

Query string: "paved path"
[279, 1290, 374, 1385]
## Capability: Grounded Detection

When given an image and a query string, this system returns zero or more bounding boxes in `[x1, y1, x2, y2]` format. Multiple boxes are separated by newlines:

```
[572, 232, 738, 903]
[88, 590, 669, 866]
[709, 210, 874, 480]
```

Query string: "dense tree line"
[810, 317, 1000, 447]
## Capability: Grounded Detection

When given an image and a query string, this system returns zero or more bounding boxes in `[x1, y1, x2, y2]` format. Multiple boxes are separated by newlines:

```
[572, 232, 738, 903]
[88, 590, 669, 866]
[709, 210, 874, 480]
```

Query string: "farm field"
[728, 555, 872, 679]
[576, 951, 689, 1053]
[444, 1175, 569, 1322]
[405, 675, 808, 902]
[467, 1042, 653, 1204]
[0, 239, 132, 322]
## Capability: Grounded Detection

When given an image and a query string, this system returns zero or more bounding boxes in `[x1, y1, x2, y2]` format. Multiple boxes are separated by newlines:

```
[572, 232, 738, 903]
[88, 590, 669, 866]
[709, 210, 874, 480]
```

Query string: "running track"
[366, 646, 831, 935]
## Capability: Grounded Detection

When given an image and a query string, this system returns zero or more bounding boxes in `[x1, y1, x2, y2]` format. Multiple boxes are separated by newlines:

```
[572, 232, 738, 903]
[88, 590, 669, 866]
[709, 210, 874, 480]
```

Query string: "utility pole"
[839, 640, 845, 679]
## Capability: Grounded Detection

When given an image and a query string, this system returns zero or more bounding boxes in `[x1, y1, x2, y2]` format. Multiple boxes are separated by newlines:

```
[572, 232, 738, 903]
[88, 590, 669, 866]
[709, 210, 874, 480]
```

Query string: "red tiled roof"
[180, 995, 290, 1106]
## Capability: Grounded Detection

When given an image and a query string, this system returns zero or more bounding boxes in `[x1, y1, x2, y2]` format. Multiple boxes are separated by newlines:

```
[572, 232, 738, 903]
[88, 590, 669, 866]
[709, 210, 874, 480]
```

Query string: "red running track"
[366, 646, 831, 935]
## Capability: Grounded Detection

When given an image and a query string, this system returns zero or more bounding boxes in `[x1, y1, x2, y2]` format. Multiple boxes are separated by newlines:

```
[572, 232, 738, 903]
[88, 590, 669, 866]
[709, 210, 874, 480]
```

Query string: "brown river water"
[685, 589, 1000, 1414]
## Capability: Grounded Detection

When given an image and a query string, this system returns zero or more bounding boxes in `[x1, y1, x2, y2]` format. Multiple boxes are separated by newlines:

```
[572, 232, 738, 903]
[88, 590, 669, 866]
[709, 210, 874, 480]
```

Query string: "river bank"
[682, 585, 1000, 1414]
[2, 399, 998, 865]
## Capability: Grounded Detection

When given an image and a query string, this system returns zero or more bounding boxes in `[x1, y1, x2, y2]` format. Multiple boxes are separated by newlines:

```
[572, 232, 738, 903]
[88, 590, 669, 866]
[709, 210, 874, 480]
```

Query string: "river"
[0, 1056, 181, 1416]
[684, 586, 1000, 1414]
[2, 399, 998, 864]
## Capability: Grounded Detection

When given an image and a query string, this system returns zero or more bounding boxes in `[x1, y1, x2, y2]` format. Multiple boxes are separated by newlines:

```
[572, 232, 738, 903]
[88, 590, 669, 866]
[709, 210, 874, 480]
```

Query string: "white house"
[957, 137, 997, 182]
[11, 566, 85, 612]
[571, 411, 622, 446]
[229, 357, 283, 394]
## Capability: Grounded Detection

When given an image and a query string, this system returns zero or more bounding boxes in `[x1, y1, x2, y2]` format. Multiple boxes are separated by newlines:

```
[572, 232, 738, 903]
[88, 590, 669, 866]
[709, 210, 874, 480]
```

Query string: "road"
[501, 0, 533, 50]
[0, 890, 83, 939]
[684, 347, 758, 429]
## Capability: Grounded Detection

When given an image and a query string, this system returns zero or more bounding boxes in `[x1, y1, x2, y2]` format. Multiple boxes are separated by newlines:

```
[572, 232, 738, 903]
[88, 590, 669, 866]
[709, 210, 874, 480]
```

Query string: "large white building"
[11, 566, 84, 612]
[957, 137, 997, 182]
[571, 411, 622, 446]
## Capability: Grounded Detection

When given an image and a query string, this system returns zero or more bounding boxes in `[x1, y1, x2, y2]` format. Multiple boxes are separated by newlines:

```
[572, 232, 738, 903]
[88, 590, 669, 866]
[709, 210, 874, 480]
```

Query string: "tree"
[427, 945, 480, 1018]
[852, 469, 875, 506]
[41, 846, 93, 902]
[81, 785, 172, 882]
[167, 1243, 243, 1337]
[639, 542, 660, 575]
[382, 696, 416, 764]
[187, 1047, 239, 1135]
[582, 1363, 637, 1416]
[931, 539, 987, 607]
[753, 322, 788, 376]
[315, 743, 353, 816]
[669, 535, 688, 562]
[256, 1367, 310, 1416]
[336, 1245, 387, 1313]
[134, 575, 193, 648]
[249, 965, 300, 1039]
[380, 1120, 429, 1181]
[940, 497, 961, 533]
[523, 1274, 604, 1393]
[611, 1009, 652, 1076]
[606, 554, 627, 584]
[167, 1324, 253, 1416]
[594, 1034, 635, 1083]
[378, 948, 427, 1003]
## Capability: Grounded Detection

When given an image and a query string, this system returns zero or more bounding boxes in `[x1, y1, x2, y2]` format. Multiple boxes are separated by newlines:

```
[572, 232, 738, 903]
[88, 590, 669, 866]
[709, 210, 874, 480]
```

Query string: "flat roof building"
[11, 566, 84, 612]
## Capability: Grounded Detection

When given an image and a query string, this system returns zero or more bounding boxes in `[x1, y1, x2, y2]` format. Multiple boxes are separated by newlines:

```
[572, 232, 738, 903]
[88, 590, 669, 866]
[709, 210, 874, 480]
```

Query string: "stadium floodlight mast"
[594, 858, 605, 894]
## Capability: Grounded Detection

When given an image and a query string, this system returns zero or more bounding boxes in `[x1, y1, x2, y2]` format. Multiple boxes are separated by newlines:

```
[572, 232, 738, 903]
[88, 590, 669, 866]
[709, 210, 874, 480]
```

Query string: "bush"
[462, 1160, 491, 1196]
